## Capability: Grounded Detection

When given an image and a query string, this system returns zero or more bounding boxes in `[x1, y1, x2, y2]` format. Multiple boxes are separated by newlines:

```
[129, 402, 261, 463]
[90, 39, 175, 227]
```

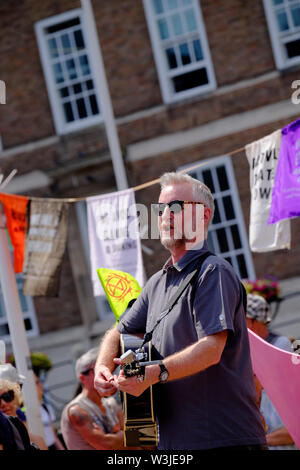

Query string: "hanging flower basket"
[7, 351, 52, 377]
[243, 278, 281, 303]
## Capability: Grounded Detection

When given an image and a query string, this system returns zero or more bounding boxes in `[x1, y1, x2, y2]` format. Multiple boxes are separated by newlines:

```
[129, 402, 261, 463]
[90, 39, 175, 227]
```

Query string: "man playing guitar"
[94, 172, 267, 451]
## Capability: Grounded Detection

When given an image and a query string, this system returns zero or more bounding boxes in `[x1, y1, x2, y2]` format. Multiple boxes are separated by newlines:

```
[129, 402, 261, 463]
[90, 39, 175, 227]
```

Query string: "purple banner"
[268, 118, 300, 224]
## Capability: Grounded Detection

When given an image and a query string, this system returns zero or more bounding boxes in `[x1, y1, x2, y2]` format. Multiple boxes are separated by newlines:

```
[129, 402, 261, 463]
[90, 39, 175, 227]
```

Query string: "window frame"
[179, 155, 256, 281]
[143, 0, 217, 103]
[35, 8, 103, 135]
[0, 271, 39, 343]
[263, 0, 300, 69]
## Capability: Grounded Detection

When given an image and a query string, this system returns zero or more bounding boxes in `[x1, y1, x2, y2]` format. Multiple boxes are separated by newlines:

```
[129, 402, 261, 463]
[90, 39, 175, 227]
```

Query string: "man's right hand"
[94, 364, 118, 396]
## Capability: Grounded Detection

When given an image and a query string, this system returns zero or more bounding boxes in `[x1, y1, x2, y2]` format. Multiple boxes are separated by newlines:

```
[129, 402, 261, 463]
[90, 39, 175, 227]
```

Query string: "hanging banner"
[268, 118, 300, 224]
[97, 268, 142, 322]
[0, 193, 29, 273]
[22, 200, 69, 296]
[87, 189, 144, 296]
[245, 130, 291, 252]
[248, 329, 300, 449]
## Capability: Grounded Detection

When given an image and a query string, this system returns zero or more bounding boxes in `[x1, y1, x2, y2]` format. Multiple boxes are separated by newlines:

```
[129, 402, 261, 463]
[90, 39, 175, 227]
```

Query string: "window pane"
[79, 55, 90, 75]
[184, 9, 197, 32]
[225, 257, 232, 265]
[86, 79, 94, 90]
[172, 67, 208, 92]
[0, 324, 9, 336]
[179, 43, 191, 64]
[53, 63, 64, 83]
[216, 228, 229, 253]
[74, 29, 85, 50]
[48, 37, 59, 58]
[231, 225, 242, 249]
[76, 98, 87, 118]
[158, 18, 170, 39]
[286, 38, 300, 57]
[153, 0, 164, 14]
[207, 230, 215, 252]
[66, 58, 77, 79]
[63, 102, 75, 122]
[193, 39, 203, 60]
[166, 47, 177, 68]
[237, 254, 248, 279]
[202, 169, 215, 193]
[276, 10, 289, 31]
[24, 318, 32, 331]
[171, 14, 183, 35]
[272, 0, 283, 4]
[17, 286, 28, 312]
[166, 0, 178, 10]
[59, 86, 69, 97]
[89, 94, 99, 115]
[181, 0, 193, 5]
[61, 33, 72, 55]
[216, 165, 229, 191]
[223, 196, 235, 220]
[212, 198, 221, 224]
[73, 83, 82, 94]
[291, 5, 300, 27]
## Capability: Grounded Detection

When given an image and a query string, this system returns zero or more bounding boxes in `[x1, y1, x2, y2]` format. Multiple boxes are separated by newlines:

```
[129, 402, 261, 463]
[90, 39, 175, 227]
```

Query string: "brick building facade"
[1, 0, 300, 413]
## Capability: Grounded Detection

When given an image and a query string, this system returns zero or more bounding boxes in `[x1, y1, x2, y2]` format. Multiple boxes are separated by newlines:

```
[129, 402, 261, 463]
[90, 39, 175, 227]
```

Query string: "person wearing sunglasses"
[0, 380, 23, 418]
[0, 377, 47, 450]
[60, 347, 126, 450]
[94, 172, 267, 451]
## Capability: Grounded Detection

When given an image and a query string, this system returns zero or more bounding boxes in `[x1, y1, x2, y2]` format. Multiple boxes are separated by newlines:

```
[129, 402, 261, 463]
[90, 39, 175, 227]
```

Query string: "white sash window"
[0, 274, 39, 342]
[143, 0, 216, 103]
[263, 0, 300, 68]
[35, 9, 103, 134]
[179, 156, 255, 280]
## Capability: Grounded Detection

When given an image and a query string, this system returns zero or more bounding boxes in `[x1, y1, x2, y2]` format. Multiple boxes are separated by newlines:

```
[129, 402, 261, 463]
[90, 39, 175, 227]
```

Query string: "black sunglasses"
[0, 390, 15, 403]
[81, 368, 94, 376]
[152, 200, 204, 216]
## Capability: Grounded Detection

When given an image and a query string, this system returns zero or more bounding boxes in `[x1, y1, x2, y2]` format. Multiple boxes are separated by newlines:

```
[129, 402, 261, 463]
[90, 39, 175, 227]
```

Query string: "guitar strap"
[141, 251, 213, 347]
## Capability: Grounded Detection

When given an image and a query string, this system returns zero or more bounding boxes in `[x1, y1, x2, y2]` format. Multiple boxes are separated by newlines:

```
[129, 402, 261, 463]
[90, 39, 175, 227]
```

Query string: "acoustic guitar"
[119, 333, 158, 447]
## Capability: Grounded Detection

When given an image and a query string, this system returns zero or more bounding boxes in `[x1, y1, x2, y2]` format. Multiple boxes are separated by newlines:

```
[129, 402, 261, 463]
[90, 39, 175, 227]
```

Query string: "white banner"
[245, 129, 291, 252]
[87, 189, 144, 296]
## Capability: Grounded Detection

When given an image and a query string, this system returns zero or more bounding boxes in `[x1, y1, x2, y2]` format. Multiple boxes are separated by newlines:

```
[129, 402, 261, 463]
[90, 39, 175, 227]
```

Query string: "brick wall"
[0, 0, 81, 148]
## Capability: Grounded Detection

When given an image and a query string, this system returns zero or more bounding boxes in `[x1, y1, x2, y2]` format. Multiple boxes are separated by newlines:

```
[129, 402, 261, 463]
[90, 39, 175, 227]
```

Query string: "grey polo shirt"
[117, 242, 266, 450]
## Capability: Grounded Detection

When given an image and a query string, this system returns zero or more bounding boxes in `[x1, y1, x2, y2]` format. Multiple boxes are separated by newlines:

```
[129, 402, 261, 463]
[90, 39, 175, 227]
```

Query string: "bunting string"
[0, 144, 246, 202]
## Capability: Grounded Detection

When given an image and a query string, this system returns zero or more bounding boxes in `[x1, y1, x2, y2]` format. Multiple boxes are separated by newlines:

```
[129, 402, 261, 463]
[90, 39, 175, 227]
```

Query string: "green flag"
[97, 268, 142, 323]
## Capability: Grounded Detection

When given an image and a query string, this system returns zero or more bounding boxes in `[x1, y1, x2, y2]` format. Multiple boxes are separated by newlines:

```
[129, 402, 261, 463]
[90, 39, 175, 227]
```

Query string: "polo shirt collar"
[163, 240, 209, 272]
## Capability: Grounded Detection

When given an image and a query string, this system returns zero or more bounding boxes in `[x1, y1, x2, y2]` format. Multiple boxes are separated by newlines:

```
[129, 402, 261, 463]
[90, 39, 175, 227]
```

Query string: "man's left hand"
[113, 357, 156, 397]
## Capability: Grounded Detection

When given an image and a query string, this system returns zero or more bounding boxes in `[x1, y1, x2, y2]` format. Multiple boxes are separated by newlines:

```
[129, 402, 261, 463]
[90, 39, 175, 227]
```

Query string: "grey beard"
[160, 235, 185, 251]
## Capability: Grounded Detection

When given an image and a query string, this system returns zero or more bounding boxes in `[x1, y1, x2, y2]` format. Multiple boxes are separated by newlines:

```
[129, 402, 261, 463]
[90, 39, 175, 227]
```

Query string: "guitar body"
[120, 334, 158, 447]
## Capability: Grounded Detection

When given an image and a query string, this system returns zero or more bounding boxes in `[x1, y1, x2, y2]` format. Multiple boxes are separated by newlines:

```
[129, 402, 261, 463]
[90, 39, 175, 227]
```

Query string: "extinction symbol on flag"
[97, 268, 142, 322]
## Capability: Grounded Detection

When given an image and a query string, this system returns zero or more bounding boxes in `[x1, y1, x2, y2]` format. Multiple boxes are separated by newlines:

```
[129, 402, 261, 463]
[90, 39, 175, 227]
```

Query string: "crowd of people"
[0, 172, 298, 451]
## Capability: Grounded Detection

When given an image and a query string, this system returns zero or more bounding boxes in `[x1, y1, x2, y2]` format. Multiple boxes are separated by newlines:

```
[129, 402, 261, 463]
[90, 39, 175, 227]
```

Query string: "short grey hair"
[75, 347, 99, 379]
[160, 172, 215, 221]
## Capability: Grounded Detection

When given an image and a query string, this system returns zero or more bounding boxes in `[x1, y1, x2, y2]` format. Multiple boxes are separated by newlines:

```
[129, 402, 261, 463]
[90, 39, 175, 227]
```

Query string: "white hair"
[0, 379, 23, 407]
[160, 172, 215, 222]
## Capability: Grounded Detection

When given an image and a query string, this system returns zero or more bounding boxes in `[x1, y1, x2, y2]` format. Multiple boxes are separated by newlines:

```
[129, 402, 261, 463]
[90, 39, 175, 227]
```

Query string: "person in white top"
[34, 373, 65, 450]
